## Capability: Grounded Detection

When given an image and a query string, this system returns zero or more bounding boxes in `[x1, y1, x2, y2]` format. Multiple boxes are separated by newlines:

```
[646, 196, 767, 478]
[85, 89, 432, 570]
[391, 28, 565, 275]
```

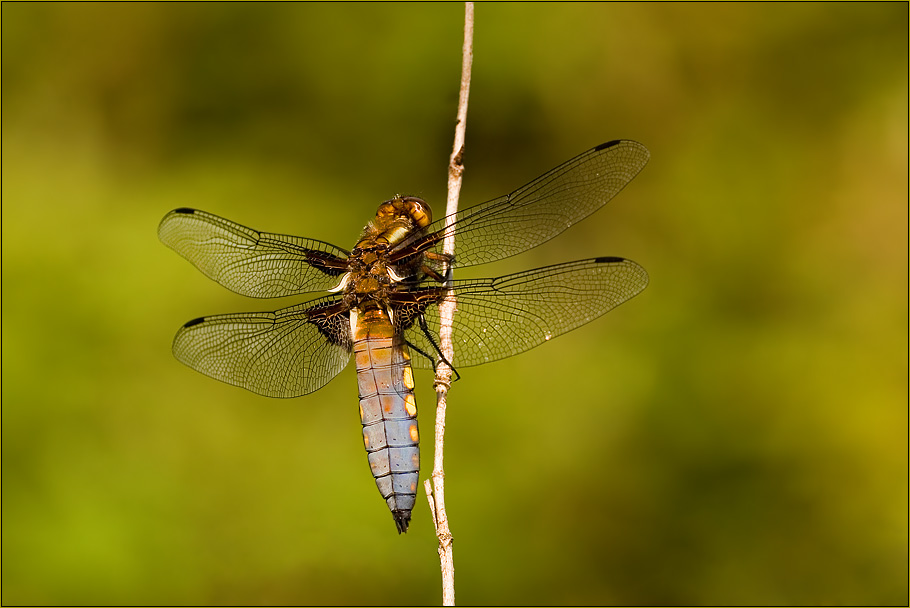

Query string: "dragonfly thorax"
[336, 248, 400, 311]
[343, 195, 438, 305]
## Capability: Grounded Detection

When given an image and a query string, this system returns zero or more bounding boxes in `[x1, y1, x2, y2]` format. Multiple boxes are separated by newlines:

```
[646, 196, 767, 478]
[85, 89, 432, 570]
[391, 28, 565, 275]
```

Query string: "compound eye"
[403, 197, 433, 228]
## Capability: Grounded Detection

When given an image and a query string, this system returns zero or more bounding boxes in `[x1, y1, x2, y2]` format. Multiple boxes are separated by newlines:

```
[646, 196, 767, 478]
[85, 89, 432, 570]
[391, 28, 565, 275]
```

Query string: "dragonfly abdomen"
[352, 305, 420, 534]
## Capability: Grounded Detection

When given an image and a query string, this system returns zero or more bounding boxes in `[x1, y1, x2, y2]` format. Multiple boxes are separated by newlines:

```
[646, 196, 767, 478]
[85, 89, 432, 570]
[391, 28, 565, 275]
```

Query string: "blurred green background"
[2, 3, 907, 605]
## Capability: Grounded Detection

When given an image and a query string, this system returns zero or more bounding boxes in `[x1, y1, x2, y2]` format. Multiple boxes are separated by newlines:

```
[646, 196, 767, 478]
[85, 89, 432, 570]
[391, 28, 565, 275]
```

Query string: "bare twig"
[424, 2, 473, 606]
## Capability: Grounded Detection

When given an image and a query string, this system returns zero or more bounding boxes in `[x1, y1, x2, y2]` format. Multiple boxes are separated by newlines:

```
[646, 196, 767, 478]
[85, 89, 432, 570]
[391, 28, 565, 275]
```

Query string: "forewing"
[394, 140, 649, 268]
[159, 208, 350, 298]
[172, 297, 352, 397]
[404, 257, 648, 369]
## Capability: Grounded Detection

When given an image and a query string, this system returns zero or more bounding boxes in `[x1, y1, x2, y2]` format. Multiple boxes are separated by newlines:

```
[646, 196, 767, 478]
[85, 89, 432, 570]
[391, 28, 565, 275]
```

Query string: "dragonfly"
[158, 139, 650, 533]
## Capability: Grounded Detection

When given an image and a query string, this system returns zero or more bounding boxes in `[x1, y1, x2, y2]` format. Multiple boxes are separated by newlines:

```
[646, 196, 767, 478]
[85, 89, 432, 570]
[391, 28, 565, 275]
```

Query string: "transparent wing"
[393, 140, 649, 268]
[159, 208, 350, 298]
[172, 296, 352, 397]
[403, 257, 648, 369]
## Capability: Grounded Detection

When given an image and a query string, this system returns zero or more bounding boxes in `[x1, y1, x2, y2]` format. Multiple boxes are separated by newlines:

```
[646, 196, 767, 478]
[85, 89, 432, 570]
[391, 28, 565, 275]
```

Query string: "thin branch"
[424, 3, 473, 606]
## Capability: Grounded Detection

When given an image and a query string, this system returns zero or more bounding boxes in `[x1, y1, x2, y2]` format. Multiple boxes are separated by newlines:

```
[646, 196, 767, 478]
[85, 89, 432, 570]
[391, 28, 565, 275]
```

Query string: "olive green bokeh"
[2, 3, 907, 605]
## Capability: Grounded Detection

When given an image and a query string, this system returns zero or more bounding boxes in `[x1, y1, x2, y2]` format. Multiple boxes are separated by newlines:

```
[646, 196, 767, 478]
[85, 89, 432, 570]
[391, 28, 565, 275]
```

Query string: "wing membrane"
[405, 257, 648, 369]
[396, 140, 649, 268]
[159, 208, 350, 298]
[172, 296, 352, 397]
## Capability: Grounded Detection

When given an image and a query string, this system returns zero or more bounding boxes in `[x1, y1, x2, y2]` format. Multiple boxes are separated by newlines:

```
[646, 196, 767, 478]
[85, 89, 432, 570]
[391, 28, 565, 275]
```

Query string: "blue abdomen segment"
[353, 309, 419, 533]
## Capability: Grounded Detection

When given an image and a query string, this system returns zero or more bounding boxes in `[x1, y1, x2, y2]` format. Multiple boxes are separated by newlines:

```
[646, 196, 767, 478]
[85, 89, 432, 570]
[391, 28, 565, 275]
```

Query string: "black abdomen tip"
[393, 511, 411, 534]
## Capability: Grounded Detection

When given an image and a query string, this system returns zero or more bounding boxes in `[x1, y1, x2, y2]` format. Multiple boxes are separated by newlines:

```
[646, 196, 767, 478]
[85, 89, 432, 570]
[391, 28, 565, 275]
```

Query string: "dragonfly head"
[360, 195, 433, 249]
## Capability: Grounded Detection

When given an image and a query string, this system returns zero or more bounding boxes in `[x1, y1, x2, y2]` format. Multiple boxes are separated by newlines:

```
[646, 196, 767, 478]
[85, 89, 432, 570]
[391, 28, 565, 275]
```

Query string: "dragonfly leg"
[421, 251, 453, 283]
[405, 339, 437, 368]
[420, 264, 446, 283]
[417, 314, 461, 382]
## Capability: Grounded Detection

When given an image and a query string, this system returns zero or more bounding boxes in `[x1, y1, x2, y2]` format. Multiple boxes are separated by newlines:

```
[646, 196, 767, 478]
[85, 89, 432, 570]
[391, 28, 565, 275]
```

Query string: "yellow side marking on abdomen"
[405, 394, 417, 417]
[403, 367, 414, 389]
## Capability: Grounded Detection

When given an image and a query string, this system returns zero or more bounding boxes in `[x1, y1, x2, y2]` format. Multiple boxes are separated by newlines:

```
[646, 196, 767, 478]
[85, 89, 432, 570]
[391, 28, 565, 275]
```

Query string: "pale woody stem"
[424, 2, 473, 606]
